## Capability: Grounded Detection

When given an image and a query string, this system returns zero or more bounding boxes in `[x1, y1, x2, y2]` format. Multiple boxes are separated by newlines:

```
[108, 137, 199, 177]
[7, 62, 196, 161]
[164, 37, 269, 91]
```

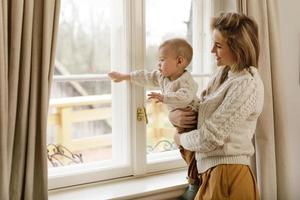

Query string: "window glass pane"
[48, 0, 129, 186]
[47, 80, 112, 168]
[145, 0, 192, 69]
[145, 0, 192, 160]
[55, 0, 111, 74]
[146, 95, 177, 154]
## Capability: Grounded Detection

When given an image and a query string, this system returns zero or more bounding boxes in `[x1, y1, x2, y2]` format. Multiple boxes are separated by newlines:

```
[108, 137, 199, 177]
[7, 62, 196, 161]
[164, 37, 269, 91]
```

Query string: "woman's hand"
[169, 108, 198, 128]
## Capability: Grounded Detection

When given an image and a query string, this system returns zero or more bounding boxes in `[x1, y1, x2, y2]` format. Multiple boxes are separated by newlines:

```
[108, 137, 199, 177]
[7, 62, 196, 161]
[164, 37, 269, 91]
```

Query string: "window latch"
[137, 106, 148, 124]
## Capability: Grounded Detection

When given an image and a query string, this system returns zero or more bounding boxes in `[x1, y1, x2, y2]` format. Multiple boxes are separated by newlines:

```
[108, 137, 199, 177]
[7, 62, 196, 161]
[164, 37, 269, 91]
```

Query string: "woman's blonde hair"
[211, 12, 259, 72]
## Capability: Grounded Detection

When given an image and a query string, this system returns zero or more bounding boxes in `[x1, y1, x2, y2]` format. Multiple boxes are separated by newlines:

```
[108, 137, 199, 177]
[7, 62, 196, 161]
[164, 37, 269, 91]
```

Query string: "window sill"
[48, 169, 188, 200]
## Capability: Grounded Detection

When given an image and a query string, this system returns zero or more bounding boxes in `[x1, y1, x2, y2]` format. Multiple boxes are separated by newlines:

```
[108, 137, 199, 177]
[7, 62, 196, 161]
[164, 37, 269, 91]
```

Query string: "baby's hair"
[159, 38, 193, 67]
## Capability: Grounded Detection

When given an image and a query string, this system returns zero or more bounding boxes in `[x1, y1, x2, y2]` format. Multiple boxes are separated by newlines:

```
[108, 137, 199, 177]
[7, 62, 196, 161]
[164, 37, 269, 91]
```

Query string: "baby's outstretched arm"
[108, 71, 131, 82]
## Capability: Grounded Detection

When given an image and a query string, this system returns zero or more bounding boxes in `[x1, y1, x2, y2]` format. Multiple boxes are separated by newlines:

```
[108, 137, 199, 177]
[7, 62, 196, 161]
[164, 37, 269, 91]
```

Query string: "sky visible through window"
[60, 0, 191, 45]
[60, 0, 111, 34]
[146, 0, 192, 45]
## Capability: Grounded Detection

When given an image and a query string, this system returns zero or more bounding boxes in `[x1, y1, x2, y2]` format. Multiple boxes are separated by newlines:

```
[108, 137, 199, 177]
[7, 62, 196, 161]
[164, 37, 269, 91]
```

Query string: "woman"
[170, 12, 264, 199]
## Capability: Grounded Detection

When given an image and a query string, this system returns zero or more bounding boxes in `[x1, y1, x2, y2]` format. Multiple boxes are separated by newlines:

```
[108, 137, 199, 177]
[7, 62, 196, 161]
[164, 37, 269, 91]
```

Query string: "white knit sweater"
[130, 70, 199, 110]
[180, 66, 264, 173]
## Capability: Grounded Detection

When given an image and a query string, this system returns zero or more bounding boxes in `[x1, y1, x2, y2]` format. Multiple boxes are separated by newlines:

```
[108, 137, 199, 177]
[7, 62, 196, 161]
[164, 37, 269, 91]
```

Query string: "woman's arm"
[170, 108, 198, 146]
[180, 77, 261, 152]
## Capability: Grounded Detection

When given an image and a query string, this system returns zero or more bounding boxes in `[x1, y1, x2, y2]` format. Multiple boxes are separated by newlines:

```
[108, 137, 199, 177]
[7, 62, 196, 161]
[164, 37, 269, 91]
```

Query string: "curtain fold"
[0, 0, 60, 199]
[238, 0, 281, 199]
[236, 0, 247, 14]
[0, 0, 9, 199]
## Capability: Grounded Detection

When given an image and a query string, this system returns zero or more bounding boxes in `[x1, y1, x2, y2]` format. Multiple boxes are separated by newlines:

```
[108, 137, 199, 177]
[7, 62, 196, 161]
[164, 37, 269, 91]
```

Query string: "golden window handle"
[137, 106, 148, 124]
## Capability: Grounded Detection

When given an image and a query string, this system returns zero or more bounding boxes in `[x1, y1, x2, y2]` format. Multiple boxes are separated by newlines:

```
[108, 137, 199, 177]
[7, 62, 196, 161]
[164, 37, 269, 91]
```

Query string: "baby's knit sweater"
[130, 70, 199, 110]
[180, 66, 264, 173]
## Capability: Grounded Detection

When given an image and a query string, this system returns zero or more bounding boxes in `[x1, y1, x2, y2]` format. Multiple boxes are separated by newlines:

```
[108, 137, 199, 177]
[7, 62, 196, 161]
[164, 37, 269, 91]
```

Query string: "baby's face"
[158, 46, 179, 79]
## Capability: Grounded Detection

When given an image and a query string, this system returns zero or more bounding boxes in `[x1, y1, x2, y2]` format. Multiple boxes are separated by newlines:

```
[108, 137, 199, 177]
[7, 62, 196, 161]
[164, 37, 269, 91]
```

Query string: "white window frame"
[49, 0, 132, 189]
[48, 0, 217, 190]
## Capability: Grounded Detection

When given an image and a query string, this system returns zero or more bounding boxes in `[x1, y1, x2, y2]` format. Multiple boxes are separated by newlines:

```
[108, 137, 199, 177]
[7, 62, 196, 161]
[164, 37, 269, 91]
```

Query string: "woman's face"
[211, 29, 236, 66]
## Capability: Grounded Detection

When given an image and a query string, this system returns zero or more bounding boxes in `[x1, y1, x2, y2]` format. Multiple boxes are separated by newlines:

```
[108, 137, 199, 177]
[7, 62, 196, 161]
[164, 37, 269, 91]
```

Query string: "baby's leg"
[178, 128, 200, 185]
[177, 127, 200, 200]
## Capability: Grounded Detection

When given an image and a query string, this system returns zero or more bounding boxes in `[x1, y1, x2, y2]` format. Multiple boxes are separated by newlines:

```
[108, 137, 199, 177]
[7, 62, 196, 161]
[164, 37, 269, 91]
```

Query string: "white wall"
[277, 1, 300, 199]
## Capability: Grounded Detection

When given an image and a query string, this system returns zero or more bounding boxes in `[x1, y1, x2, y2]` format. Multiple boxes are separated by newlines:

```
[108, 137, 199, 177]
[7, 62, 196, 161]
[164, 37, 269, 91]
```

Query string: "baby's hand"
[148, 92, 164, 103]
[108, 71, 130, 82]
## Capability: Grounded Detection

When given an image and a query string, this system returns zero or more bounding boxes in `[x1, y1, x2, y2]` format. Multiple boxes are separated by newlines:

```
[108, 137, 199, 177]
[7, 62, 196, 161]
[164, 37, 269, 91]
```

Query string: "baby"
[108, 38, 200, 198]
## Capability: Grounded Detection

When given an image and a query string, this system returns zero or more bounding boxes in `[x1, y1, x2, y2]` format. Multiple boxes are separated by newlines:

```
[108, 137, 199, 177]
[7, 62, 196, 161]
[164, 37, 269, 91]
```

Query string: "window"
[48, 0, 218, 189]
[145, 0, 213, 171]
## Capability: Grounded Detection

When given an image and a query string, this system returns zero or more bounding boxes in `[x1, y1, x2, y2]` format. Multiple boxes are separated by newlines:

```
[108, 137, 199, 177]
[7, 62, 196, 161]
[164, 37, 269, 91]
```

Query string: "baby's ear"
[177, 56, 183, 63]
[177, 56, 186, 66]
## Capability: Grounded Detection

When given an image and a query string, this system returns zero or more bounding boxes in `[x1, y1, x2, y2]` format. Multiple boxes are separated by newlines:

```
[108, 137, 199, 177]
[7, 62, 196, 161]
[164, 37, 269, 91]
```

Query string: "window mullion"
[128, 0, 147, 176]
[111, 0, 131, 168]
[192, 0, 204, 74]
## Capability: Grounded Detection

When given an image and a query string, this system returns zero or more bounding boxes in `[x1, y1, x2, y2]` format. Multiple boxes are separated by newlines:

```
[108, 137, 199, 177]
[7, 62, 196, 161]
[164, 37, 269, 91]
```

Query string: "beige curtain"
[0, 0, 60, 199]
[237, 0, 280, 199]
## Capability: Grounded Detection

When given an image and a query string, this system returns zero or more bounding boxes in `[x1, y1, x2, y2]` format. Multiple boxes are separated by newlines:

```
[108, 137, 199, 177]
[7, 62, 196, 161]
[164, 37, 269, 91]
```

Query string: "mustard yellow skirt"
[195, 164, 260, 200]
